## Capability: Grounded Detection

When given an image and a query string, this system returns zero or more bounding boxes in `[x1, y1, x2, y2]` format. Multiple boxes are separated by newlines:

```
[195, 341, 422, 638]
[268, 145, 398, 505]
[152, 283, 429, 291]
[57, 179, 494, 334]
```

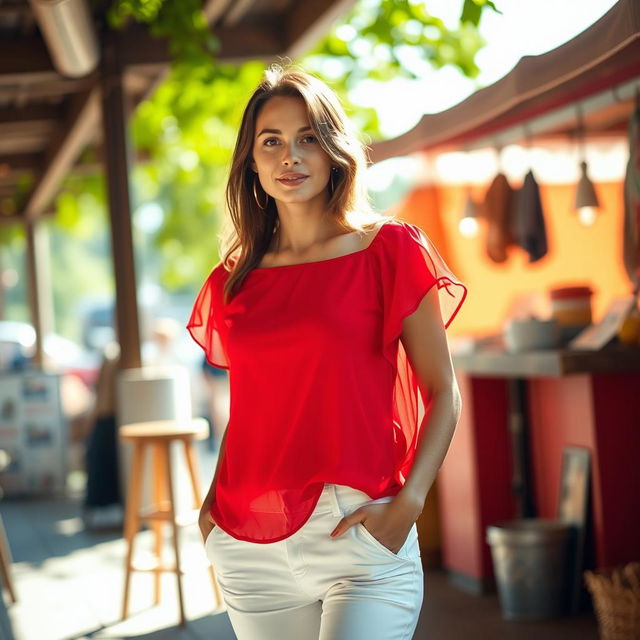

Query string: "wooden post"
[0, 244, 5, 321]
[100, 32, 141, 370]
[24, 219, 54, 369]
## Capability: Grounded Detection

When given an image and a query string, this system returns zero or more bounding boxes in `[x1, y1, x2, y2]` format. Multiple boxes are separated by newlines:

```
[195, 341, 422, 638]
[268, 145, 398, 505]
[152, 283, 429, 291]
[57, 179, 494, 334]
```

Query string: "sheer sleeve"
[379, 221, 467, 484]
[186, 263, 230, 369]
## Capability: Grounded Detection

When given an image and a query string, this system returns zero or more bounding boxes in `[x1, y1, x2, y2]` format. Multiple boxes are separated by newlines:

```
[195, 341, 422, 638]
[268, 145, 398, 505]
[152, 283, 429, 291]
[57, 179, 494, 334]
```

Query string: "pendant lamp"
[573, 105, 600, 226]
[574, 160, 599, 226]
[459, 188, 480, 238]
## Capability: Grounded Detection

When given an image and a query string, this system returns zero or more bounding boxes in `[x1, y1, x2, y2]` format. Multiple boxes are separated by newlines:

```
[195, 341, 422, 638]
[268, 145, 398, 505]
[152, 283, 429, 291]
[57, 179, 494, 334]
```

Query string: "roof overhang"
[368, 0, 640, 163]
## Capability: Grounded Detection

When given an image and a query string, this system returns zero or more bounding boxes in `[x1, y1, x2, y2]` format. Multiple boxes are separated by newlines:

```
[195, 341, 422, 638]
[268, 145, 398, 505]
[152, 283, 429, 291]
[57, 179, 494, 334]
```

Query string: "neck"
[271, 195, 345, 255]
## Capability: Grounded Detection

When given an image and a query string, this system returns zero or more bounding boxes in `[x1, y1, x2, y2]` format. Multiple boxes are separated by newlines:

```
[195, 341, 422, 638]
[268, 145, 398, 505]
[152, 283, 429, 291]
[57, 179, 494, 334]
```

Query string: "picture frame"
[569, 295, 635, 350]
[557, 446, 591, 615]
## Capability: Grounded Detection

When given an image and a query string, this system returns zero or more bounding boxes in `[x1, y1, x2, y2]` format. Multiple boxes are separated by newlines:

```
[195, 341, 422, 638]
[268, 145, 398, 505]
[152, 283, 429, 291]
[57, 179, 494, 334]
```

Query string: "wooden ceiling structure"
[0, 0, 357, 369]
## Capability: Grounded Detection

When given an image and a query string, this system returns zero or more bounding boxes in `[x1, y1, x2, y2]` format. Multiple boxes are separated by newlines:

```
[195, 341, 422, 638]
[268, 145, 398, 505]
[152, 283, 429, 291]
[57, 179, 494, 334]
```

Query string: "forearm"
[398, 385, 462, 510]
[201, 425, 228, 511]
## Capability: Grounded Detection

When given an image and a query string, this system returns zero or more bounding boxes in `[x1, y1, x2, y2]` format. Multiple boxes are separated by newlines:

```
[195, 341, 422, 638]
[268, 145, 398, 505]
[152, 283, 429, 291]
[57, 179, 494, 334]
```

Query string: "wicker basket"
[584, 562, 640, 640]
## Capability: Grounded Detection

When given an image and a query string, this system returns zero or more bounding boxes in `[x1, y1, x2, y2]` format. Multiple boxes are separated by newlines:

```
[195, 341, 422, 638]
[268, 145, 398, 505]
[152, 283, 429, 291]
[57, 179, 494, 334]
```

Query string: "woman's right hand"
[199, 507, 216, 544]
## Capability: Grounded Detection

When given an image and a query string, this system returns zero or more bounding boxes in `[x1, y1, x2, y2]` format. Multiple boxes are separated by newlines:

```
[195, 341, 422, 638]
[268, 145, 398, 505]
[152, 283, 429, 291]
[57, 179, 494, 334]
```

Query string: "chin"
[281, 194, 314, 203]
[275, 191, 322, 205]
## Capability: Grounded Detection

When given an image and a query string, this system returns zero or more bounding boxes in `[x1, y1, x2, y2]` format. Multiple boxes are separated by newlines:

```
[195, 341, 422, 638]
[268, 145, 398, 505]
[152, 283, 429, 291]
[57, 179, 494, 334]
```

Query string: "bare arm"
[329, 285, 462, 552]
[396, 285, 462, 513]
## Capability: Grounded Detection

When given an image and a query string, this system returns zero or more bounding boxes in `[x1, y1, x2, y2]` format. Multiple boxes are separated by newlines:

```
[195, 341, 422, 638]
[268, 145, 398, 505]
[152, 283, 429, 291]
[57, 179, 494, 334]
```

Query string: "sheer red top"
[186, 219, 467, 543]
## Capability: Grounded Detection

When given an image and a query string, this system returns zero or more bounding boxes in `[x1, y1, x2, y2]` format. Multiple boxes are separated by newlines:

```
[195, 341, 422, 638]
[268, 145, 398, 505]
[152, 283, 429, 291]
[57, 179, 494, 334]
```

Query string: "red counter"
[440, 345, 640, 594]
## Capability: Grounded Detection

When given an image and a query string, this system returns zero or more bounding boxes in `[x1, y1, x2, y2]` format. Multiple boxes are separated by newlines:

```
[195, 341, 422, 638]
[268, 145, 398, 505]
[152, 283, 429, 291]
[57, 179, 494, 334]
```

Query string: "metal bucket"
[486, 518, 573, 620]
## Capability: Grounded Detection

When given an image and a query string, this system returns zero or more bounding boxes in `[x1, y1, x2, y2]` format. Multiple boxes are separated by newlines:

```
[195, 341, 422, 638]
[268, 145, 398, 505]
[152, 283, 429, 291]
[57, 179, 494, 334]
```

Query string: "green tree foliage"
[305, 0, 497, 89]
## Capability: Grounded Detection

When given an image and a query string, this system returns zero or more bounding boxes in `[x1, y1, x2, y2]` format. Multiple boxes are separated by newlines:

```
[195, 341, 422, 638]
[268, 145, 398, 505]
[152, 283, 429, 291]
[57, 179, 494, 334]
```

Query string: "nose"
[281, 139, 301, 166]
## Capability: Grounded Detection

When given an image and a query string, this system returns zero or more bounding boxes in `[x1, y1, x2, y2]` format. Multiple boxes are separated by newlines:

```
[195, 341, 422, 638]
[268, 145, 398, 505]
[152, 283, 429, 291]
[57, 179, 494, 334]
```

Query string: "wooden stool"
[0, 449, 17, 605]
[0, 513, 17, 604]
[119, 418, 223, 626]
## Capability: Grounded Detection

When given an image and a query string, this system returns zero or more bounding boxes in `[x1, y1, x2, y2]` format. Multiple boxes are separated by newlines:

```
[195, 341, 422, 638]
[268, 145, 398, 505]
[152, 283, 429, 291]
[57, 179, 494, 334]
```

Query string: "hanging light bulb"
[574, 160, 600, 226]
[459, 189, 480, 238]
[573, 105, 600, 226]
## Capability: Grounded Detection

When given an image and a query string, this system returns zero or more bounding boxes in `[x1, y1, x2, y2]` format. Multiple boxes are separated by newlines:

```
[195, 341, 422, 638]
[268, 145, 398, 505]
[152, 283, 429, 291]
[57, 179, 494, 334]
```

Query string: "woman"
[187, 64, 467, 640]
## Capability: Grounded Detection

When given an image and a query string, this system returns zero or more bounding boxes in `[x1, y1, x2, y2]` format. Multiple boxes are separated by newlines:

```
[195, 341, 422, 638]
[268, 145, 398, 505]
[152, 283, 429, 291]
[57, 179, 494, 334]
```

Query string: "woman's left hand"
[329, 492, 423, 554]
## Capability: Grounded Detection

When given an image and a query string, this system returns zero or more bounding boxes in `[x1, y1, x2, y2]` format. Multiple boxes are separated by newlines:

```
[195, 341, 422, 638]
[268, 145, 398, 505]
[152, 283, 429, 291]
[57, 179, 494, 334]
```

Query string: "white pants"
[205, 482, 424, 639]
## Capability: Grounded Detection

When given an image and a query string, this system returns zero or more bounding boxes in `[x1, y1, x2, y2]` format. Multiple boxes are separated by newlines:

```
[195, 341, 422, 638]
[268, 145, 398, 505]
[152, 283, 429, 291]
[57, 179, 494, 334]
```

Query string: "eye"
[301, 135, 317, 143]
[263, 137, 279, 147]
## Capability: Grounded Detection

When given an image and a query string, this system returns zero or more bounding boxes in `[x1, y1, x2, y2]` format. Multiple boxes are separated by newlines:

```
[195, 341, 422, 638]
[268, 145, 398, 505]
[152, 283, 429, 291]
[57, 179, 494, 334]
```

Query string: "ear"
[250, 158, 257, 173]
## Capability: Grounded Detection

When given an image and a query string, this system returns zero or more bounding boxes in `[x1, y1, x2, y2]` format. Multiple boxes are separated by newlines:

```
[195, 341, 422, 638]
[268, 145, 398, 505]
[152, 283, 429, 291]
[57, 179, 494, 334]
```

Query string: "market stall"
[369, 0, 640, 599]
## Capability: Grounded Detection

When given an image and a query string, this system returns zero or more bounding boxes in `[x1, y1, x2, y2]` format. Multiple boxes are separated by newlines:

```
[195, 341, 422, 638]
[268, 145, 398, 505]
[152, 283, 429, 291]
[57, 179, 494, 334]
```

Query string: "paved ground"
[1, 441, 599, 639]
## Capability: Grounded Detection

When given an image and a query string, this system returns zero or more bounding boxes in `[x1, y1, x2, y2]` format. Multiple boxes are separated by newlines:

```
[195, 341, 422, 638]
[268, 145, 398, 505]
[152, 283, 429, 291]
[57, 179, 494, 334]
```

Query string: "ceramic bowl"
[503, 318, 560, 353]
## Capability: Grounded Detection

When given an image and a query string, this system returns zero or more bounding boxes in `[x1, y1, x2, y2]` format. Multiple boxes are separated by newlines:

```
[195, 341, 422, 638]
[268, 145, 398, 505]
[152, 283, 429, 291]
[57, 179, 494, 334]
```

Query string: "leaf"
[460, 0, 482, 25]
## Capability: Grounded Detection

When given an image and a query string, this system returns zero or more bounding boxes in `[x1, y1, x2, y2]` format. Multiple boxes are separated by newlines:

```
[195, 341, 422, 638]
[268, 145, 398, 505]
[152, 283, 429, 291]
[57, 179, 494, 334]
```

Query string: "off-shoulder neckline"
[252, 219, 396, 271]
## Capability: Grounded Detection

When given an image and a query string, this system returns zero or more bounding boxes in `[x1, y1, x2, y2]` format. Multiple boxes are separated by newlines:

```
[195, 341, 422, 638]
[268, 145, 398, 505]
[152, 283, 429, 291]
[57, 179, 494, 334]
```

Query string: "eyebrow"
[256, 125, 312, 137]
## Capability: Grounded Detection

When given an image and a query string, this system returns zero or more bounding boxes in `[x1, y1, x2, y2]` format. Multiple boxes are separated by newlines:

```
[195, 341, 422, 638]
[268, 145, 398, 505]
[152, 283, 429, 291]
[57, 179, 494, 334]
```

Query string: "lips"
[277, 173, 308, 186]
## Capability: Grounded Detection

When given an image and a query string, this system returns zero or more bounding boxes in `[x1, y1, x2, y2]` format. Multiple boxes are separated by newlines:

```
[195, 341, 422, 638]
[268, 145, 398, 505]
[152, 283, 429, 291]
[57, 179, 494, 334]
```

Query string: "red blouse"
[186, 219, 467, 543]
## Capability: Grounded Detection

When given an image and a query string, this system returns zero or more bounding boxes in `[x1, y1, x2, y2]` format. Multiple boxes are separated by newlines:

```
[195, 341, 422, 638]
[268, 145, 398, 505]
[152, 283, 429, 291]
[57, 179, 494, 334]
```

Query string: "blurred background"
[1, 0, 639, 638]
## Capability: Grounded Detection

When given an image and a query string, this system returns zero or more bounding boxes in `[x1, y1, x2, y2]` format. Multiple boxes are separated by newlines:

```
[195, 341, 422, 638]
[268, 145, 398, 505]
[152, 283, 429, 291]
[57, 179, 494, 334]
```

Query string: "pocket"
[204, 525, 218, 548]
[356, 521, 416, 563]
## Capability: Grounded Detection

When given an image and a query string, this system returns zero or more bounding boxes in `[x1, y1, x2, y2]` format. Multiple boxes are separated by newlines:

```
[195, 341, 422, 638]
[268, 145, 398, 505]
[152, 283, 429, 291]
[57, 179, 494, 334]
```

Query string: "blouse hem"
[209, 479, 401, 544]
[438, 277, 469, 329]
[185, 322, 230, 370]
[390, 275, 467, 343]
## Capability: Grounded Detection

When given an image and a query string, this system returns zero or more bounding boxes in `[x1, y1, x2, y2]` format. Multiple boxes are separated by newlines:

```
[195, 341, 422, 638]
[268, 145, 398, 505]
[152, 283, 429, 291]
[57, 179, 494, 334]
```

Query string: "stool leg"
[182, 438, 203, 507]
[182, 439, 224, 607]
[162, 441, 186, 627]
[152, 442, 166, 606]
[0, 514, 17, 603]
[121, 441, 145, 621]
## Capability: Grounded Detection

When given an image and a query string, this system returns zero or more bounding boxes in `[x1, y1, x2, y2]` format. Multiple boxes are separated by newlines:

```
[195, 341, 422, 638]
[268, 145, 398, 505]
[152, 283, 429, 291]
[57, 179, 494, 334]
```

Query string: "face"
[250, 95, 333, 206]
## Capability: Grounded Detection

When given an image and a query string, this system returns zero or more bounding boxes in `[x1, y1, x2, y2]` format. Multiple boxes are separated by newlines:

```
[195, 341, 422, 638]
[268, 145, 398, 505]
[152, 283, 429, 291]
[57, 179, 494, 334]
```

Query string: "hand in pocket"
[199, 509, 217, 544]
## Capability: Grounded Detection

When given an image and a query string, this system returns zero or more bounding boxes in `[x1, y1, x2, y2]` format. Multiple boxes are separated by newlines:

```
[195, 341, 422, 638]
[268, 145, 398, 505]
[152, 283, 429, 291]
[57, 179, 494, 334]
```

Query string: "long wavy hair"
[219, 63, 391, 303]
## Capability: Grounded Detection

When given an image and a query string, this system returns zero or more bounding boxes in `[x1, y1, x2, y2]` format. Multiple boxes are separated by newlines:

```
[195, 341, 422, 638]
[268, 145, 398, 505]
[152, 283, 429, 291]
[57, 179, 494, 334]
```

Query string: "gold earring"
[329, 167, 337, 195]
[253, 175, 268, 210]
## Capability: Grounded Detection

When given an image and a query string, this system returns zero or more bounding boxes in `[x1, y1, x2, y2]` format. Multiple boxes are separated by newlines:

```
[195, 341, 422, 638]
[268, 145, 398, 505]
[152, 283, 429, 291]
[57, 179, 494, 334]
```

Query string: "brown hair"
[218, 62, 390, 303]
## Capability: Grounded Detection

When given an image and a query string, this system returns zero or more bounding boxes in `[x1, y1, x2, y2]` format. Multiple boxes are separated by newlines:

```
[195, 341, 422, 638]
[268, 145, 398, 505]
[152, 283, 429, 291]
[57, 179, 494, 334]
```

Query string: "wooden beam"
[284, 0, 358, 59]
[0, 154, 43, 173]
[0, 0, 353, 81]
[22, 81, 101, 222]
[0, 104, 63, 125]
[119, 23, 284, 69]
[0, 133, 47, 156]
[203, 0, 234, 24]
[0, 121, 58, 145]
[223, 0, 255, 27]
[0, 210, 54, 226]
[0, 24, 277, 79]
[0, 77, 94, 103]
[0, 37, 56, 78]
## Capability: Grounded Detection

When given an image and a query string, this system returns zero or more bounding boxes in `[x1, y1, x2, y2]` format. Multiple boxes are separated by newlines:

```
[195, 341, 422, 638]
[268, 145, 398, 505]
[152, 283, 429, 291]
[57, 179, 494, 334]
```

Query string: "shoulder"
[209, 260, 232, 283]
[376, 219, 425, 249]
[377, 218, 418, 235]
[200, 262, 231, 304]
